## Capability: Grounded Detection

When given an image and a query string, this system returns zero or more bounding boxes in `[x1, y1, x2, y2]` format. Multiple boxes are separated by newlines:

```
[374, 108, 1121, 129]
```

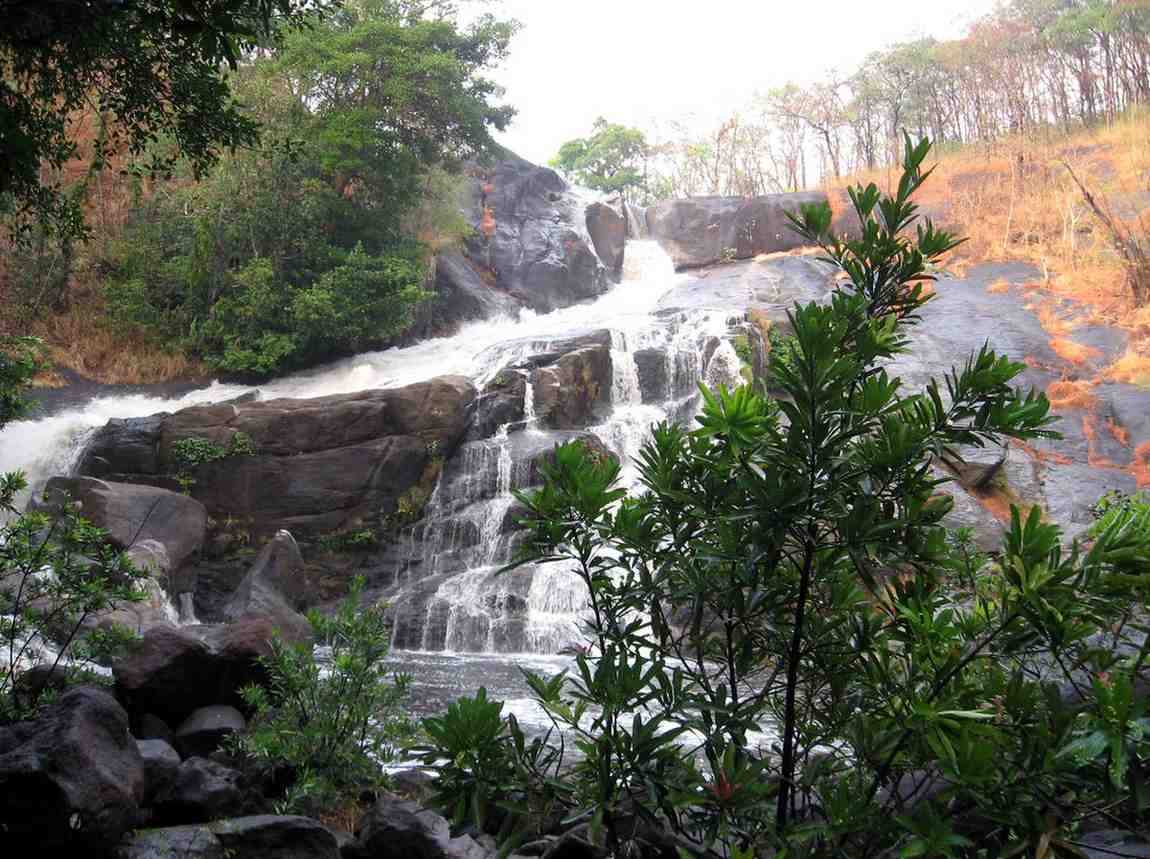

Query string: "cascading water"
[0, 240, 743, 659]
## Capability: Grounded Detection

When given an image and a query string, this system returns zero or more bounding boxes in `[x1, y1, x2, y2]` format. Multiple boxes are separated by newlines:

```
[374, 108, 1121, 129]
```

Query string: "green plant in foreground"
[235, 576, 413, 814]
[468, 136, 1150, 858]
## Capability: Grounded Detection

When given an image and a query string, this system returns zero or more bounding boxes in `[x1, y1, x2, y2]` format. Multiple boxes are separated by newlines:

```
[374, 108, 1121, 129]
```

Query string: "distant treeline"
[647, 0, 1150, 197]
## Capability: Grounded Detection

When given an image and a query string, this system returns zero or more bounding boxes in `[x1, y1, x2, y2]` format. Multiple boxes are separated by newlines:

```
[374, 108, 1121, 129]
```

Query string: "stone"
[154, 757, 244, 824]
[646, 191, 827, 270]
[468, 370, 527, 441]
[137, 738, 181, 804]
[209, 815, 341, 859]
[585, 201, 626, 277]
[1076, 831, 1150, 859]
[115, 824, 223, 858]
[633, 348, 670, 403]
[137, 713, 176, 746]
[355, 794, 453, 858]
[541, 833, 609, 859]
[222, 530, 313, 643]
[174, 705, 246, 759]
[531, 346, 612, 429]
[115, 625, 218, 727]
[39, 476, 207, 573]
[81, 377, 477, 540]
[0, 686, 145, 850]
[79, 414, 169, 477]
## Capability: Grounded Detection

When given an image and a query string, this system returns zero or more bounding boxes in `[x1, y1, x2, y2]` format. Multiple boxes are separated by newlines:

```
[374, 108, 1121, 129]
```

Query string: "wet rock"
[585, 201, 626, 278]
[154, 757, 244, 824]
[646, 191, 826, 270]
[137, 738, 181, 804]
[469, 370, 527, 441]
[80, 377, 477, 539]
[222, 530, 312, 643]
[354, 794, 458, 858]
[175, 706, 246, 759]
[115, 625, 218, 727]
[633, 348, 670, 403]
[210, 815, 340, 859]
[38, 476, 206, 572]
[462, 153, 609, 314]
[115, 824, 223, 858]
[79, 414, 168, 477]
[531, 346, 612, 429]
[420, 250, 521, 338]
[0, 686, 145, 850]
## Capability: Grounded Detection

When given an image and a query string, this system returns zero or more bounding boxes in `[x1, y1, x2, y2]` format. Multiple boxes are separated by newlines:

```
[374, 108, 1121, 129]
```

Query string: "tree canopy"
[550, 118, 650, 201]
[0, 0, 339, 239]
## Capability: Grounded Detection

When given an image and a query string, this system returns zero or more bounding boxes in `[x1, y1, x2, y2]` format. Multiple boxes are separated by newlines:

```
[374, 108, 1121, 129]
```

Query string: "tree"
[101, 0, 517, 377]
[0, 0, 332, 239]
[551, 118, 650, 201]
[438, 138, 1150, 857]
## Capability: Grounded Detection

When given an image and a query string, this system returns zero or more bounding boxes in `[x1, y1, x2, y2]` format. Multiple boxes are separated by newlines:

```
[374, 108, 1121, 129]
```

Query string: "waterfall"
[1, 241, 752, 656]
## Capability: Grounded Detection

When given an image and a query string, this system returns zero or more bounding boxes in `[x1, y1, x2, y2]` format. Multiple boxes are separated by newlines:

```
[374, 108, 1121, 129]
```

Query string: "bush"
[234, 576, 414, 814]
[468, 137, 1150, 857]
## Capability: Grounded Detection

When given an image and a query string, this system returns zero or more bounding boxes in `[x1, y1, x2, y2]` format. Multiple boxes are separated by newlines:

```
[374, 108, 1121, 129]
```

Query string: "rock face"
[646, 191, 828, 269]
[457, 153, 610, 313]
[39, 476, 207, 573]
[531, 343, 613, 429]
[0, 686, 145, 850]
[585, 201, 626, 279]
[79, 376, 477, 539]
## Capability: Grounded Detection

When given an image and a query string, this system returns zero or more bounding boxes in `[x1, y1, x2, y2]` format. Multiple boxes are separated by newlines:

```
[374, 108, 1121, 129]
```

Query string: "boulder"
[354, 794, 458, 859]
[463, 153, 609, 313]
[137, 713, 176, 746]
[80, 414, 169, 477]
[115, 824, 223, 858]
[418, 250, 521, 339]
[137, 738, 182, 804]
[468, 370, 527, 441]
[195, 616, 298, 711]
[531, 346, 613, 429]
[115, 625, 218, 726]
[0, 686, 145, 850]
[154, 757, 244, 824]
[39, 476, 207, 572]
[222, 530, 313, 642]
[80, 377, 477, 539]
[209, 815, 340, 859]
[585, 201, 626, 278]
[633, 348, 670, 403]
[174, 705, 246, 759]
[646, 191, 827, 270]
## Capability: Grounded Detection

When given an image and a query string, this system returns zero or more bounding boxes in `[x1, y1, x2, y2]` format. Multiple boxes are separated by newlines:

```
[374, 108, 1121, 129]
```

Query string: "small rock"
[137, 738, 181, 804]
[175, 705, 246, 759]
[154, 757, 244, 824]
[209, 815, 340, 859]
[115, 824, 223, 858]
[355, 794, 453, 858]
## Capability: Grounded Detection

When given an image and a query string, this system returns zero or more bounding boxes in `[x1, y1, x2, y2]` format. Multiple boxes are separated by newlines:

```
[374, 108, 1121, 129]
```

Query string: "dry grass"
[834, 111, 1150, 389]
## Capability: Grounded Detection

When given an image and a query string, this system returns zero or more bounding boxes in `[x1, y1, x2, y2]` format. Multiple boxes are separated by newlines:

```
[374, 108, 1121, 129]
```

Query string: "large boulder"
[460, 153, 609, 313]
[0, 686, 145, 850]
[417, 250, 521, 338]
[585, 201, 626, 279]
[114, 616, 304, 726]
[136, 738, 181, 805]
[116, 824, 224, 858]
[646, 191, 827, 270]
[39, 476, 206, 573]
[221, 530, 312, 642]
[531, 346, 613, 429]
[354, 794, 488, 859]
[79, 377, 477, 539]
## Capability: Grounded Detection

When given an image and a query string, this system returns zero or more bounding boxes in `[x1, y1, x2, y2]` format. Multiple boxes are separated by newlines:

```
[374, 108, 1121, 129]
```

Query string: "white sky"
[485, 0, 1001, 164]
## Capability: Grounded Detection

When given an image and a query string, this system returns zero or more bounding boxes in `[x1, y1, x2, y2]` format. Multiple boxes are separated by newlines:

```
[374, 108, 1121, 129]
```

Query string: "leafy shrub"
[235, 576, 413, 814]
[477, 137, 1150, 857]
[316, 528, 379, 554]
[169, 432, 257, 493]
[416, 687, 569, 841]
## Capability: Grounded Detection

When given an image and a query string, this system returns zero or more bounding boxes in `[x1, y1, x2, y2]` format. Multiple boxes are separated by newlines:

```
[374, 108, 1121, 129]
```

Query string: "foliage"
[415, 687, 570, 841]
[100, 0, 516, 377]
[169, 432, 257, 493]
[316, 528, 380, 554]
[0, 0, 332, 239]
[235, 576, 414, 814]
[551, 118, 650, 202]
[443, 138, 1150, 857]
[0, 337, 145, 721]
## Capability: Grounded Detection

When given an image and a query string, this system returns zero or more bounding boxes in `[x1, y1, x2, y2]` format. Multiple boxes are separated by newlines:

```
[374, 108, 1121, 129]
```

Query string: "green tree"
[0, 0, 333, 239]
[551, 118, 650, 201]
[455, 138, 1150, 857]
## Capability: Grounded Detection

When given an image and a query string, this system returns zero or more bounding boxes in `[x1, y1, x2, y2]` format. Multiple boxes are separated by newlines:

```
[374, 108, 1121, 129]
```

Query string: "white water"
[0, 240, 745, 658]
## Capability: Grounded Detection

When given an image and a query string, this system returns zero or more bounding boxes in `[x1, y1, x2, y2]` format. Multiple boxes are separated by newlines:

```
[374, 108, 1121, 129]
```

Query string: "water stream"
[0, 240, 745, 715]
